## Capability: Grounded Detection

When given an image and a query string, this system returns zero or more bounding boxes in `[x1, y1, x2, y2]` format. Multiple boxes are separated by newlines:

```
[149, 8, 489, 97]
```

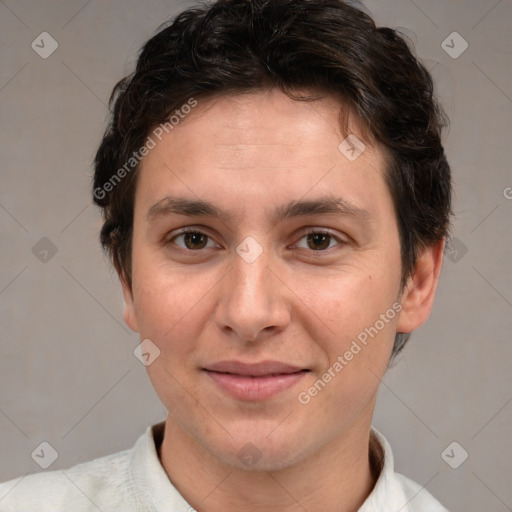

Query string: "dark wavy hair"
[92, 0, 452, 361]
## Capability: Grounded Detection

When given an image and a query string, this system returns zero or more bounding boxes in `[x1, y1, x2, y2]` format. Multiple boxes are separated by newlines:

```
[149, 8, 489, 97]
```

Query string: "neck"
[159, 417, 378, 512]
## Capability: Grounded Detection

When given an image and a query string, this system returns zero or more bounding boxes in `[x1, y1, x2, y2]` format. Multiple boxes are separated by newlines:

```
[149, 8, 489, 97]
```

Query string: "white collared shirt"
[0, 422, 448, 511]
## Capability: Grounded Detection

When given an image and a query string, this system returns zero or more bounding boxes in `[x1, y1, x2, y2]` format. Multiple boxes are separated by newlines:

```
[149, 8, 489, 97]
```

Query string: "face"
[122, 88, 425, 471]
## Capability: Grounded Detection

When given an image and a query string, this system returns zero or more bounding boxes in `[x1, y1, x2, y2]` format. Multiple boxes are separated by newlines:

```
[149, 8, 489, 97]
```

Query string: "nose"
[215, 245, 291, 343]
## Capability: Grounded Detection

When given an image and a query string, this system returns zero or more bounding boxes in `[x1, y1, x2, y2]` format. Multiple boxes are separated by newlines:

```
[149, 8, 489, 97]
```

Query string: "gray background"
[0, 1, 511, 510]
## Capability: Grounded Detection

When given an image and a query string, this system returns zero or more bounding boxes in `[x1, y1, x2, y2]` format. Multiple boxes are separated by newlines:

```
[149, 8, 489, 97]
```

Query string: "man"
[0, 0, 451, 510]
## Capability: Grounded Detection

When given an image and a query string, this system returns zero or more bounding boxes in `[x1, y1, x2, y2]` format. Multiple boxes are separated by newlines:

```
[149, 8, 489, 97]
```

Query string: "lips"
[203, 360, 308, 377]
[203, 360, 310, 401]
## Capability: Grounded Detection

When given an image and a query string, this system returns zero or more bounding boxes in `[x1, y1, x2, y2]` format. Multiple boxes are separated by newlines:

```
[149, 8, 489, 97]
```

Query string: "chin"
[209, 431, 312, 473]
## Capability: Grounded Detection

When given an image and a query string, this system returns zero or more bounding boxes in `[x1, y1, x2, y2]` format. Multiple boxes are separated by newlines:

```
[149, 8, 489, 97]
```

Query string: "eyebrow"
[146, 195, 373, 225]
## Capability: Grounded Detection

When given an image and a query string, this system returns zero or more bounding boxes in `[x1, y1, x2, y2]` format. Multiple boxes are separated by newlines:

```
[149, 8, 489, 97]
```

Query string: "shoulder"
[394, 472, 450, 512]
[0, 447, 136, 511]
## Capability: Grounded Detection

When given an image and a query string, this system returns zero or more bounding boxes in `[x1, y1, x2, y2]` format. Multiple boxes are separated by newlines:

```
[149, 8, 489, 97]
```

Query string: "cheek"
[298, 272, 399, 419]
[298, 264, 400, 341]
[294, 264, 400, 404]
[130, 258, 208, 351]
[131, 266, 211, 405]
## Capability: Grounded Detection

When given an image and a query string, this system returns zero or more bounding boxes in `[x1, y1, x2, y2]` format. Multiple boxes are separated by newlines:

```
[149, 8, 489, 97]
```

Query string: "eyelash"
[166, 228, 347, 254]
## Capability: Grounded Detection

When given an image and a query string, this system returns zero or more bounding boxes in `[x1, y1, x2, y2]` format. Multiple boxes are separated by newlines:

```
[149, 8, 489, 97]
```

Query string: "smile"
[202, 360, 310, 401]
[204, 370, 309, 401]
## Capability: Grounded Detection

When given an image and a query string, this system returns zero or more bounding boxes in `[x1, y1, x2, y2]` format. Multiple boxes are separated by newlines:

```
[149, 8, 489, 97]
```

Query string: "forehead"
[135, 88, 391, 222]
[160, 89, 365, 154]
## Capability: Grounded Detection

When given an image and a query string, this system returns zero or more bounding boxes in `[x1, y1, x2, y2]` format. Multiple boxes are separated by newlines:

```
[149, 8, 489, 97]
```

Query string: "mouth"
[203, 360, 310, 401]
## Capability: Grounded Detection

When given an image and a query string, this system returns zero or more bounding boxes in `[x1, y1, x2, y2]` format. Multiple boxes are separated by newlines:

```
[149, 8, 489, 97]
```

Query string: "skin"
[120, 88, 445, 512]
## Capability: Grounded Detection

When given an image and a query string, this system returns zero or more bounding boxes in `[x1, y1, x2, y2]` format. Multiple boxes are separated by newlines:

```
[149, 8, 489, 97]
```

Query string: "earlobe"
[120, 273, 140, 333]
[396, 238, 446, 334]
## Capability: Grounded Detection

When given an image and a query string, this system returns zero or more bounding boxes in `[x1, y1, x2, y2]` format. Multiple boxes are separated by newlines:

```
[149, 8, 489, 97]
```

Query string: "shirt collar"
[129, 421, 192, 511]
[130, 421, 413, 512]
[359, 427, 413, 511]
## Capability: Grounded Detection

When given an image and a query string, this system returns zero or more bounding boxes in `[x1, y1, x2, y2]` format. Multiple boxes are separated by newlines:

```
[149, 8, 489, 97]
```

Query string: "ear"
[396, 238, 446, 334]
[119, 271, 139, 333]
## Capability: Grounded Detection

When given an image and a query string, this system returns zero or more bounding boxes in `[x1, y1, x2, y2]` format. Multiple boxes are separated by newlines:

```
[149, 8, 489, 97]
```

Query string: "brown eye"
[295, 230, 343, 252]
[183, 232, 208, 249]
[306, 232, 332, 251]
[171, 230, 216, 250]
